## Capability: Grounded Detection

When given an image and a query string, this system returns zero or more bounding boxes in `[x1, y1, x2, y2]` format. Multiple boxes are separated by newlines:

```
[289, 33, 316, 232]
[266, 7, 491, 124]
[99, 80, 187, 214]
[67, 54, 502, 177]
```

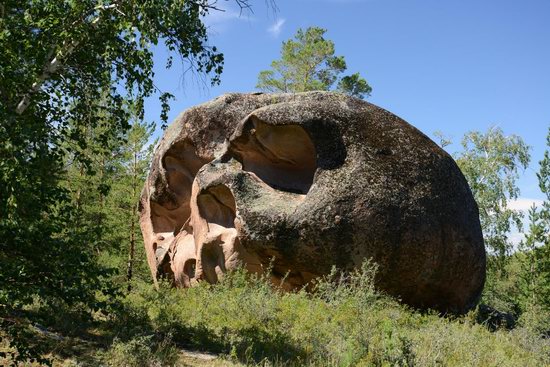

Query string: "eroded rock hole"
[196, 185, 238, 283]
[199, 239, 226, 283]
[150, 140, 211, 236]
[197, 185, 237, 228]
[230, 117, 317, 194]
[183, 259, 196, 279]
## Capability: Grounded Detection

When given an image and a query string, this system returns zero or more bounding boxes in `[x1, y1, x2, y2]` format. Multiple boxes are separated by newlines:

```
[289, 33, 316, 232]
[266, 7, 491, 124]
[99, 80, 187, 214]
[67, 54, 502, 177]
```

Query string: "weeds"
[109, 260, 549, 366]
[100, 334, 179, 367]
[2, 260, 549, 366]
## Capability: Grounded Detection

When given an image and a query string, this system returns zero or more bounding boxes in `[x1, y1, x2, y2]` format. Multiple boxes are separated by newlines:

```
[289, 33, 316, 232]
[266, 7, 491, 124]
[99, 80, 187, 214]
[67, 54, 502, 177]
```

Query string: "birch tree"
[455, 127, 530, 269]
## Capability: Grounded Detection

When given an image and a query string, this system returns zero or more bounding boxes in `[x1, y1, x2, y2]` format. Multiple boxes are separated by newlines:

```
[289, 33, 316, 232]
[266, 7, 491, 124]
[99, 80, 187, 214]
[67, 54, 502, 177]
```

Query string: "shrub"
[112, 260, 550, 366]
[101, 334, 178, 367]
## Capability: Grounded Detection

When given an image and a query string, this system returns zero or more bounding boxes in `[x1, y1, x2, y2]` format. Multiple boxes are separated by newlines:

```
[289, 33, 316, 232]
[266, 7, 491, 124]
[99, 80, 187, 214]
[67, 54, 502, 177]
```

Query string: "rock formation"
[139, 91, 486, 313]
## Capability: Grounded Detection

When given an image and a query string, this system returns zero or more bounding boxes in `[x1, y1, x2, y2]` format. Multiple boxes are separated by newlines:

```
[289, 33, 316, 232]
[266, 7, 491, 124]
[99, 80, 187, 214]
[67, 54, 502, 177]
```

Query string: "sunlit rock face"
[139, 91, 486, 314]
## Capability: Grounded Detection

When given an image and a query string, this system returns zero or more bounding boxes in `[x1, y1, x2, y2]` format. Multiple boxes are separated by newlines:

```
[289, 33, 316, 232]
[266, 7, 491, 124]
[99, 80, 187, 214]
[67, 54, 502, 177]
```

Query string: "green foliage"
[455, 126, 530, 268]
[61, 101, 155, 284]
[440, 126, 549, 334]
[256, 27, 372, 99]
[101, 335, 179, 367]
[0, 0, 235, 363]
[516, 128, 550, 315]
[481, 252, 523, 316]
[110, 263, 548, 367]
[1, 262, 549, 366]
[517, 207, 550, 310]
[337, 72, 372, 99]
[105, 116, 156, 286]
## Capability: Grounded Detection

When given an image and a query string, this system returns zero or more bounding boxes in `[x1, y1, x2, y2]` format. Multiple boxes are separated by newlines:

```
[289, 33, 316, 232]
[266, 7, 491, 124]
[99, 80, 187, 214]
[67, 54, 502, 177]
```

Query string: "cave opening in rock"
[229, 117, 317, 194]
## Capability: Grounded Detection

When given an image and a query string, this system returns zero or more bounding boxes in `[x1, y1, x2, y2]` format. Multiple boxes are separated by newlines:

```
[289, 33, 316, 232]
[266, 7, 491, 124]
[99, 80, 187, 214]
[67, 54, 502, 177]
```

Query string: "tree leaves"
[256, 26, 372, 99]
[455, 126, 530, 267]
[0, 0, 238, 362]
[337, 72, 372, 99]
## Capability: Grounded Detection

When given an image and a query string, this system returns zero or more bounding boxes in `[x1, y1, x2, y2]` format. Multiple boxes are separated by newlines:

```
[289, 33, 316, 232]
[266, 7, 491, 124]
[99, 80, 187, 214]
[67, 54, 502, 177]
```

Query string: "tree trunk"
[126, 141, 138, 291]
[15, 4, 118, 115]
[127, 215, 135, 292]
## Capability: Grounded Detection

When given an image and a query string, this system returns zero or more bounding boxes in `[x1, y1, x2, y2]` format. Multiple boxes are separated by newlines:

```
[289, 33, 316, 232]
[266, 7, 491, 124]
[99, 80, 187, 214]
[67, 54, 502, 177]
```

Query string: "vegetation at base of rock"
[1, 262, 549, 366]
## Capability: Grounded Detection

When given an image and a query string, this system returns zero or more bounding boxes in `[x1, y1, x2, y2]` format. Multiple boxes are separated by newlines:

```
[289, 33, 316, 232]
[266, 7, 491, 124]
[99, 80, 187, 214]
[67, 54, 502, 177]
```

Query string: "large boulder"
[139, 91, 486, 313]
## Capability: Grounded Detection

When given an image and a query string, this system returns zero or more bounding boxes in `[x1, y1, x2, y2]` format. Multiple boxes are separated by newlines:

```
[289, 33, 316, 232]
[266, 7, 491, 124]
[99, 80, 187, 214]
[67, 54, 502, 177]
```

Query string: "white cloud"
[267, 18, 286, 37]
[202, 5, 254, 33]
[507, 198, 544, 212]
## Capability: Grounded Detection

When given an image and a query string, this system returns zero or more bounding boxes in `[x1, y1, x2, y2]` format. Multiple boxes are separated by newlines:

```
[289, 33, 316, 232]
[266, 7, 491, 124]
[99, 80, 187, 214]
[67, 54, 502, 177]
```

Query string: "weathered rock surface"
[139, 91, 486, 313]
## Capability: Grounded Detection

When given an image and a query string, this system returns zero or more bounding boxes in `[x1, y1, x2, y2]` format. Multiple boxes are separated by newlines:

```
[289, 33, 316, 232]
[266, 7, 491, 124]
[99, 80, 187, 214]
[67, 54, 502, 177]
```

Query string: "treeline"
[451, 127, 550, 326]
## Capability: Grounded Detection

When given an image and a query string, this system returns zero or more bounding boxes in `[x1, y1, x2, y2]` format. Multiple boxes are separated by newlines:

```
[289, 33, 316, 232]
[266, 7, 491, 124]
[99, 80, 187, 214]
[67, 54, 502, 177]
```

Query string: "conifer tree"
[106, 118, 156, 290]
[518, 128, 550, 312]
[257, 27, 372, 99]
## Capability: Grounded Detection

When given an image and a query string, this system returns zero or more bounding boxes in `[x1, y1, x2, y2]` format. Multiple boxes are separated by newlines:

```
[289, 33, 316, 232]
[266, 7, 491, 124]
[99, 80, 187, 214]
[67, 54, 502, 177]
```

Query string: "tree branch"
[15, 3, 121, 115]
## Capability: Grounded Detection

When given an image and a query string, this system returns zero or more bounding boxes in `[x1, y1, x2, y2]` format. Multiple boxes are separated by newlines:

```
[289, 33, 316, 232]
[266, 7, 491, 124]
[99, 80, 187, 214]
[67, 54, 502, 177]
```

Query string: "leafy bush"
[112, 260, 549, 366]
[4, 260, 548, 366]
[101, 334, 178, 367]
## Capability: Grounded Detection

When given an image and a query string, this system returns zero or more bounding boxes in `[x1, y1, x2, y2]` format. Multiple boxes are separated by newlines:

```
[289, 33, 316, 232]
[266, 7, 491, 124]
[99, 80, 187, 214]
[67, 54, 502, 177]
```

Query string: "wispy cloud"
[507, 198, 544, 212]
[268, 18, 286, 37]
[202, 4, 254, 33]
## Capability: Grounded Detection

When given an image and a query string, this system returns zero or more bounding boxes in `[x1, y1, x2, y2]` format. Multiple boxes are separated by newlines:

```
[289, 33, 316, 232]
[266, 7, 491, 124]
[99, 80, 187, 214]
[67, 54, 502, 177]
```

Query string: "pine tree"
[518, 128, 550, 312]
[257, 27, 372, 99]
[62, 95, 122, 258]
[105, 118, 156, 290]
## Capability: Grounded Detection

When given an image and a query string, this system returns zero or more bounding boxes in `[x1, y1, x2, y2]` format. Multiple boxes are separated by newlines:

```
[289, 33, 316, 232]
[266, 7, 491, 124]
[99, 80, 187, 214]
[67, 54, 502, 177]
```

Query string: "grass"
[2, 260, 549, 366]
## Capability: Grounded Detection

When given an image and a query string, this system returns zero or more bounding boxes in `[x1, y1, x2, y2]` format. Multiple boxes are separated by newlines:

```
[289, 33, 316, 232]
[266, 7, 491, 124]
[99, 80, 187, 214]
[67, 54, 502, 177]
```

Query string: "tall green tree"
[62, 91, 121, 254]
[455, 127, 530, 271]
[518, 128, 550, 313]
[0, 0, 247, 362]
[105, 117, 156, 290]
[256, 27, 372, 99]
[518, 206, 549, 311]
[434, 128, 531, 313]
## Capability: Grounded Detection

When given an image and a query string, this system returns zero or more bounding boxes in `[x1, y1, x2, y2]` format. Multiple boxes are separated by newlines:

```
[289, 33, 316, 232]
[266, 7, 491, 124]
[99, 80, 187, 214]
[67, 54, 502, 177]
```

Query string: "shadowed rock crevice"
[191, 184, 263, 284]
[196, 186, 236, 283]
[156, 140, 211, 226]
[229, 116, 317, 195]
[142, 140, 213, 280]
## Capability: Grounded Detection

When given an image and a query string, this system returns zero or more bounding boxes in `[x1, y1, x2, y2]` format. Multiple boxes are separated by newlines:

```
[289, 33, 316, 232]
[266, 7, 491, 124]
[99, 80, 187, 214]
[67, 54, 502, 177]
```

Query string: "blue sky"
[144, 0, 550, 223]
